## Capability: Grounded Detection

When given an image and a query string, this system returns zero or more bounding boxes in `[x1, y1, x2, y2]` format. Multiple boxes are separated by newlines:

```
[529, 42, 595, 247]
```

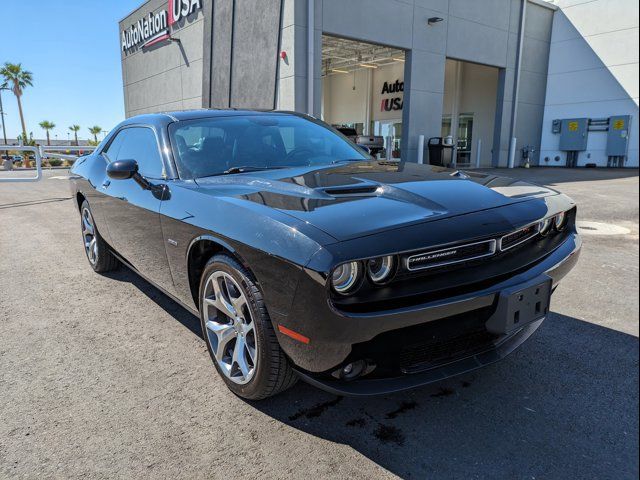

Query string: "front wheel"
[80, 200, 120, 273]
[199, 254, 297, 400]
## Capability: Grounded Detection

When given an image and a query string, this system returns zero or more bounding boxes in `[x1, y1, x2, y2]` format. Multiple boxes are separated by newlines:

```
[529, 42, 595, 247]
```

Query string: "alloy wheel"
[203, 271, 257, 384]
[81, 207, 98, 265]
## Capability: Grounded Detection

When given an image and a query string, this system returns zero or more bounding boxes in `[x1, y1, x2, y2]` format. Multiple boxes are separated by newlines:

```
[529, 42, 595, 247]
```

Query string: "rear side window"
[106, 127, 164, 179]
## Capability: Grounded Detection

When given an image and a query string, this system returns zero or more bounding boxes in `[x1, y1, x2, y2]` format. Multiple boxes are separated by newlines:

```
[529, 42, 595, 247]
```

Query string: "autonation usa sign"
[121, 0, 202, 52]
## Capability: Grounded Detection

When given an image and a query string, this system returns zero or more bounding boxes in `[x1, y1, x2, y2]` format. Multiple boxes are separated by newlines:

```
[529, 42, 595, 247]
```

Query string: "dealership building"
[119, 0, 639, 168]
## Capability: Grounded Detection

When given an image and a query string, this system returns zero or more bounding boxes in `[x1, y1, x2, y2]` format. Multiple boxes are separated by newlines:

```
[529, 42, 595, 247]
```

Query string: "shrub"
[49, 159, 63, 167]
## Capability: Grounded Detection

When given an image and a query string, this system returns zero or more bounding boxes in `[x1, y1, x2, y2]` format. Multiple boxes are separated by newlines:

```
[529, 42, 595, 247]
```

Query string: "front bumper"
[295, 318, 543, 396]
[272, 231, 581, 395]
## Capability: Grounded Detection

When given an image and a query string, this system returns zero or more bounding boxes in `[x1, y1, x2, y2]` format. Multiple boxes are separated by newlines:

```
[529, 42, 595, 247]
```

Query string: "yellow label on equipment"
[613, 119, 625, 130]
[568, 121, 579, 132]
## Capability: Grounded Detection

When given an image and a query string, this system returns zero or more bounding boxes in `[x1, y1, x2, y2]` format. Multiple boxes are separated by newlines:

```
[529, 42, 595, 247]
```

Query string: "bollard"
[417, 135, 425, 164]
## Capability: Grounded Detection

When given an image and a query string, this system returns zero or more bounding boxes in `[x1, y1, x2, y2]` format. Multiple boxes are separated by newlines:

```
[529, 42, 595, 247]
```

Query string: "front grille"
[405, 239, 496, 271]
[331, 209, 575, 314]
[399, 329, 498, 373]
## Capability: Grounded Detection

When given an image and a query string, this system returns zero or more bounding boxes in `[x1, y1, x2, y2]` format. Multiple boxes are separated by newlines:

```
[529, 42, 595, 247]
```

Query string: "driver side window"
[105, 127, 165, 179]
[280, 127, 295, 153]
[103, 130, 125, 162]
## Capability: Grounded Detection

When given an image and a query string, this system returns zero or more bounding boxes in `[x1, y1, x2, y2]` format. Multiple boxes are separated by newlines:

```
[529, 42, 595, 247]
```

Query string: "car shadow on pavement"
[105, 269, 638, 478]
[252, 313, 639, 479]
[103, 268, 203, 339]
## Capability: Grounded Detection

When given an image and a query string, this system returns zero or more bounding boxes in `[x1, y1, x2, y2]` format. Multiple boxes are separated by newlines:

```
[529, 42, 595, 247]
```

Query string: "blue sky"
[1, 0, 142, 141]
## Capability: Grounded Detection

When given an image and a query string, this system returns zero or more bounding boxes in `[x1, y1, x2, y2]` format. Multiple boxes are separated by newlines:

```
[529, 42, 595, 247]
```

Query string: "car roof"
[121, 109, 308, 127]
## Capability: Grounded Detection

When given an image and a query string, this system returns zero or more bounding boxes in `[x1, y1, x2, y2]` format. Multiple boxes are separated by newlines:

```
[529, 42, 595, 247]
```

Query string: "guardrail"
[0, 145, 96, 182]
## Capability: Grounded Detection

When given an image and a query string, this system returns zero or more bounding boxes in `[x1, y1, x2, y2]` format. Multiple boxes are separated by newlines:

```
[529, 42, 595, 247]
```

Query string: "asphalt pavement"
[1, 167, 638, 479]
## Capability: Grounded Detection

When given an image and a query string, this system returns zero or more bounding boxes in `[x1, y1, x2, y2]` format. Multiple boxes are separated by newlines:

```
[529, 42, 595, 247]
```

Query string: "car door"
[100, 126, 175, 294]
[85, 131, 127, 247]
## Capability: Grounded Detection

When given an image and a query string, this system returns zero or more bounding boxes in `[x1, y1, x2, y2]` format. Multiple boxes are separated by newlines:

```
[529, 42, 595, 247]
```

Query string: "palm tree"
[69, 125, 81, 146]
[88, 125, 102, 143]
[39, 120, 56, 145]
[0, 62, 33, 143]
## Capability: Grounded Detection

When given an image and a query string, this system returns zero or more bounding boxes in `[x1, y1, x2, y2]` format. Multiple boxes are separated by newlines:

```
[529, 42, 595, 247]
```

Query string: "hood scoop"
[323, 185, 380, 197]
[322, 182, 448, 212]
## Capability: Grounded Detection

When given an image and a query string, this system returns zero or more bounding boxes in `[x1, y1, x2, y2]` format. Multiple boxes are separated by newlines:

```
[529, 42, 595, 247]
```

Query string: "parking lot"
[1, 167, 638, 479]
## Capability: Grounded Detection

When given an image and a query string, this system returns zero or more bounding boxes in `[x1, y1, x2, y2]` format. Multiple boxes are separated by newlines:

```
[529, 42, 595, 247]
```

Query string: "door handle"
[102, 180, 111, 188]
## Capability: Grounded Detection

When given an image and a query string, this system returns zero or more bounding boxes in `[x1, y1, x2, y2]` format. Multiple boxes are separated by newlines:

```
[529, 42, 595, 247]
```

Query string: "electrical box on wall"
[559, 118, 588, 151]
[606, 115, 631, 156]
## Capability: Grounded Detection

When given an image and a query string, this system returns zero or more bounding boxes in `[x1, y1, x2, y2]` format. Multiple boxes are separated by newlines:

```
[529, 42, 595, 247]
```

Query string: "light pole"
[0, 87, 9, 162]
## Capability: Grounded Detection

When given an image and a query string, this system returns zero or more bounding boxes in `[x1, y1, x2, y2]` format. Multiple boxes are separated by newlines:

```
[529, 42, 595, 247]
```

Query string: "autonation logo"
[121, 0, 202, 52]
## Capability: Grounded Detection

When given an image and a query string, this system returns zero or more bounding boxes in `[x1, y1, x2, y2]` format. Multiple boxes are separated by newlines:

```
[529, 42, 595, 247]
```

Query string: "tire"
[199, 254, 297, 400]
[80, 200, 120, 273]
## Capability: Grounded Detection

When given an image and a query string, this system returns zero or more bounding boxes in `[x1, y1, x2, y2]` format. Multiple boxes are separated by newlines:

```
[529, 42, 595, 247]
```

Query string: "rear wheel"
[80, 200, 120, 273]
[199, 254, 297, 399]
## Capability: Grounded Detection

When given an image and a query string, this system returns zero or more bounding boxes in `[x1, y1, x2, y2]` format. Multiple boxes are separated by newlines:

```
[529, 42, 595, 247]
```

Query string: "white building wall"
[540, 0, 639, 167]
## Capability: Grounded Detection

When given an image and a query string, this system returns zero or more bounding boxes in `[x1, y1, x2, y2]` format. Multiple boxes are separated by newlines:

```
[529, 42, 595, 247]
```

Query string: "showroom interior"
[321, 36, 406, 161]
[321, 35, 500, 166]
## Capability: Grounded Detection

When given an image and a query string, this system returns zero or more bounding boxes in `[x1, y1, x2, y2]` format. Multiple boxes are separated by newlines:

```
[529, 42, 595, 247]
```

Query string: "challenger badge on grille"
[406, 239, 497, 271]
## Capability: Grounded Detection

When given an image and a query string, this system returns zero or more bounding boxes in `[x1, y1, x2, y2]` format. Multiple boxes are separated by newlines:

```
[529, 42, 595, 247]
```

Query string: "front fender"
[159, 182, 333, 315]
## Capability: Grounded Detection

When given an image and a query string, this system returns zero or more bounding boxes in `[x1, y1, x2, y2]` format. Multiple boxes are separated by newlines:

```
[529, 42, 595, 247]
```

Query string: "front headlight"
[539, 217, 553, 236]
[554, 211, 568, 231]
[367, 255, 395, 284]
[331, 261, 361, 294]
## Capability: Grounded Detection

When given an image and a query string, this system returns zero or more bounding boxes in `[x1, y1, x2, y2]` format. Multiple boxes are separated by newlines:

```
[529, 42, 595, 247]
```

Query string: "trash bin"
[428, 137, 454, 167]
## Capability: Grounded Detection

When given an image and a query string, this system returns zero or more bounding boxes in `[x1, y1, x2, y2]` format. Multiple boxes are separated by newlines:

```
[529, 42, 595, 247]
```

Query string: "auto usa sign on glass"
[121, 0, 202, 52]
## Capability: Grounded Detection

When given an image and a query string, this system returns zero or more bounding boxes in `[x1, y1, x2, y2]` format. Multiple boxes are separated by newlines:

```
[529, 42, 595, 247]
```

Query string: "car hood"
[193, 161, 558, 241]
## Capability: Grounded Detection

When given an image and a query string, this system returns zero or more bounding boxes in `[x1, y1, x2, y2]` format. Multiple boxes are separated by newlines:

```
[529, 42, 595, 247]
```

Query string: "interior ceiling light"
[359, 63, 377, 69]
[392, 57, 405, 62]
[331, 68, 349, 74]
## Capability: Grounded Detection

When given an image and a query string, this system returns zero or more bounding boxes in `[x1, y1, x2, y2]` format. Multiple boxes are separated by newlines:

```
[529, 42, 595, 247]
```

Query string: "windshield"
[168, 114, 369, 179]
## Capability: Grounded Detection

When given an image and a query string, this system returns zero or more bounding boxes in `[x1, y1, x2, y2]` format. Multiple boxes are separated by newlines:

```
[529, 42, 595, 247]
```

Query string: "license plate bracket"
[486, 275, 552, 335]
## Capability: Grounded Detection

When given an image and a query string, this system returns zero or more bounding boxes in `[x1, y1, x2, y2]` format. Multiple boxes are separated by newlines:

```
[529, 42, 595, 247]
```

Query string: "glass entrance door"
[441, 114, 474, 166]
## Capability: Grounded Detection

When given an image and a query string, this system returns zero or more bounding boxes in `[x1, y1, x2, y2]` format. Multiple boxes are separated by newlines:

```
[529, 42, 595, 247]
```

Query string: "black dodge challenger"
[70, 110, 581, 399]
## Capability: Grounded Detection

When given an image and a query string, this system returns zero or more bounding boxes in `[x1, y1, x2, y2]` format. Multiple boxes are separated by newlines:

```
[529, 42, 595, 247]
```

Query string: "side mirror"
[107, 159, 138, 180]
